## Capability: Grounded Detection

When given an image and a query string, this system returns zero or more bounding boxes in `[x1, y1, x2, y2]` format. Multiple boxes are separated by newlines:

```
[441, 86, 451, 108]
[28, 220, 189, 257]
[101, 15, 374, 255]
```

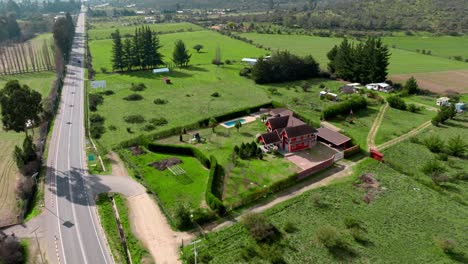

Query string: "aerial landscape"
[0, 0, 466, 263]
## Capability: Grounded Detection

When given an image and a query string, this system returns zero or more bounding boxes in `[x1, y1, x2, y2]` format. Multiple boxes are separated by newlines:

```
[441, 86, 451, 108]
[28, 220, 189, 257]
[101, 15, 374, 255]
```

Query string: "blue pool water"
[224, 118, 246, 127]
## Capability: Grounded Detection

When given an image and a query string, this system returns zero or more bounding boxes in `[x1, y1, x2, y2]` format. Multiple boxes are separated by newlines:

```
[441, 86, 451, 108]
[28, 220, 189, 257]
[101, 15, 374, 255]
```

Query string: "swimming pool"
[223, 118, 246, 127]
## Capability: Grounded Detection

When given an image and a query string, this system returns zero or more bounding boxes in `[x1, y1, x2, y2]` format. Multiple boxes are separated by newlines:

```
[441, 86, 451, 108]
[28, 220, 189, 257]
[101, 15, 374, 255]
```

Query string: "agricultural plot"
[120, 148, 209, 216]
[88, 22, 204, 40]
[0, 72, 55, 226]
[182, 158, 468, 263]
[0, 34, 55, 75]
[390, 70, 468, 94]
[159, 120, 300, 207]
[237, 33, 468, 74]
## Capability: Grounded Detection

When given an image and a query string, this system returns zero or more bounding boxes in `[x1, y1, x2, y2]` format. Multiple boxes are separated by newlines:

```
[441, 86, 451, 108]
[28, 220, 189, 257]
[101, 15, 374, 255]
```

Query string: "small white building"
[153, 68, 170, 74]
[241, 58, 257, 65]
[320, 91, 338, 101]
[436, 97, 450, 106]
[366, 83, 393, 93]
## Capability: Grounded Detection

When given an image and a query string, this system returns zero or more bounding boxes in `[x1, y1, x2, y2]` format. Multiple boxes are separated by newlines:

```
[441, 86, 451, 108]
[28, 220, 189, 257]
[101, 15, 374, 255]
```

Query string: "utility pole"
[189, 239, 202, 264]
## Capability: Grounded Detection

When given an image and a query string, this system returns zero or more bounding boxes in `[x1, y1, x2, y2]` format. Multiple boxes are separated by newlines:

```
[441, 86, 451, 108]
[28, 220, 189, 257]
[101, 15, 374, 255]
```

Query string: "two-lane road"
[44, 8, 113, 264]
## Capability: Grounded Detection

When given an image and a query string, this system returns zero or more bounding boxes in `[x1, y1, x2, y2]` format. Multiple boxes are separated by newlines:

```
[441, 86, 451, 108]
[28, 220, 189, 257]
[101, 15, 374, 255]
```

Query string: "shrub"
[90, 113, 105, 123]
[225, 59, 232, 64]
[240, 244, 259, 260]
[267, 87, 279, 95]
[100, 67, 107, 73]
[108, 125, 117, 131]
[387, 95, 407, 110]
[89, 93, 104, 111]
[315, 225, 345, 249]
[422, 134, 445, 153]
[130, 83, 146, 91]
[90, 114, 105, 139]
[446, 135, 466, 157]
[153, 98, 168, 105]
[149, 117, 168, 126]
[241, 213, 279, 243]
[322, 95, 367, 119]
[239, 67, 251, 77]
[283, 221, 298, 233]
[124, 115, 145, 124]
[211, 92, 220, 97]
[344, 217, 363, 229]
[142, 124, 156, 131]
[312, 193, 330, 208]
[349, 227, 369, 243]
[421, 159, 446, 176]
[435, 237, 458, 254]
[174, 204, 192, 230]
[123, 94, 143, 101]
[407, 103, 420, 113]
[0, 236, 25, 264]
[99, 90, 115, 96]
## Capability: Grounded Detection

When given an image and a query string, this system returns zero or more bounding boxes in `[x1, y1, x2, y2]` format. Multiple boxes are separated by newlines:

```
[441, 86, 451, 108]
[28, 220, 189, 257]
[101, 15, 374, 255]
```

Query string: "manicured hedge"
[147, 143, 210, 168]
[322, 95, 368, 120]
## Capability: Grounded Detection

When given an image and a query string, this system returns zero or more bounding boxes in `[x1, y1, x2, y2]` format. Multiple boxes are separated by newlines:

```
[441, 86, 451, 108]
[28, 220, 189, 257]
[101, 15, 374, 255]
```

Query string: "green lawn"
[382, 36, 468, 60]
[159, 120, 300, 207]
[0, 71, 55, 97]
[88, 22, 204, 40]
[120, 148, 209, 215]
[96, 193, 152, 264]
[237, 33, 468, 74]
[182, 158, 468, 263]
[374, 107, 434, 146]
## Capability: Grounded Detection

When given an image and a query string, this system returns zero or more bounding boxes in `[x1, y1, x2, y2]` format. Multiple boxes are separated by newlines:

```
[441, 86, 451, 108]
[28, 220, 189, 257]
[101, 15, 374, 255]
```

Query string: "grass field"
[182, 158, 468, 263]
[374, 107, 434, 146]
[0, 72, 55, 226]
[382, 36, 468, 60]
[159, 120, 300, 206]
[88, 22, 204, 40]
[237, 33, 468, 74]
[96, 193, 152, 264]
[120, 148, 209, 215]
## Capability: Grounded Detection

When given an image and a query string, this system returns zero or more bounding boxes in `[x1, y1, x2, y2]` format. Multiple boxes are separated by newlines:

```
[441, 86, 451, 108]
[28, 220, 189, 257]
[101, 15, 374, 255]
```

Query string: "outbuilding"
[436, 97, 450, 106]
[316, 127, 351, 150]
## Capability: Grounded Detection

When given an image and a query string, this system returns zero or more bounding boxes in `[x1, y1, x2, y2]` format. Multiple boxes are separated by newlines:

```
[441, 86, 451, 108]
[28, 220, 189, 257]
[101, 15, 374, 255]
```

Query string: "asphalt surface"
[44, 8, 113, 264]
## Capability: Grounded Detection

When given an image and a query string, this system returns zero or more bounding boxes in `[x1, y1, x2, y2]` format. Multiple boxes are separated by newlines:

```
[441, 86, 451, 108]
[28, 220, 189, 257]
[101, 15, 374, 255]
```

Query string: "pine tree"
[150, 29, 163, 67]
[326, 45, 338, 73]
[111, 29, 124, 71]
[404, 76, 419, 94]
[172, 39, 191, 67]
[122, 38, 133, 71]
[334, 38, 355, 81]
[373, 37, 390, 82]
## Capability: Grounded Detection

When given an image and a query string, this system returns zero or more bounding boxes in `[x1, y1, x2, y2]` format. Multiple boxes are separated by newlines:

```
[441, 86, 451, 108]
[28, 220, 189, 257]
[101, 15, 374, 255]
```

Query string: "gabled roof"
[283, 124, 317, 138]
[267, 115, 290, 130]
[316, 127, 351, 146]
[259, 132, 281, 144]
[270, 108, 293, 117]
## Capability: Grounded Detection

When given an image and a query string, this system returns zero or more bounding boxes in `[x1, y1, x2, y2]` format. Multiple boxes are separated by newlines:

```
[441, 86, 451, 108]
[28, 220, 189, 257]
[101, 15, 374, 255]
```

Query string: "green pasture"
[121, 148, 209, 215]
[237, 33, 468, 74]
[89, 30, 267, 71]
[159, 120, 300, 206]
[88, 22, 204, 40]
[182, 158, 468, 263]
[0, 71, 55, 97]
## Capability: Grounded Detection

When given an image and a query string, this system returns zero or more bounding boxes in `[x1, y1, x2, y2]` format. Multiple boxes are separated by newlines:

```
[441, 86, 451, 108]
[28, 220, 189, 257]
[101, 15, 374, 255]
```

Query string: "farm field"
[119, 148, 210, 216]
[382, 36, 468, 60]
[96, 193, 152, 264]
[237, 33, 468, 74]
[389, 70, 468, 94]
[88, 22, 204, 40]
[159, 120, 300, 207]
[0, 71, 55, 226]
[182, 158, 468, 263]
[374, 107, 434, 146]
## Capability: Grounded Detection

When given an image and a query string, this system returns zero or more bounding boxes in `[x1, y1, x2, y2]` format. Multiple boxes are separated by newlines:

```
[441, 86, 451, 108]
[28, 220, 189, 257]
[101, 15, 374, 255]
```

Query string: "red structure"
[370, 149, 384, 161]
[163, 77, 171, 84]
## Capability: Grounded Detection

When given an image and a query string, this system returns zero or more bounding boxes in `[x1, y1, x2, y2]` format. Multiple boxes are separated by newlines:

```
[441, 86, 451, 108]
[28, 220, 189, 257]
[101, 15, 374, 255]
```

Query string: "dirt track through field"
[377, 121, 432, 151]
[367, 103, 388, 150]
[390, 70, 468, 94]
[0, 140, 19, 226]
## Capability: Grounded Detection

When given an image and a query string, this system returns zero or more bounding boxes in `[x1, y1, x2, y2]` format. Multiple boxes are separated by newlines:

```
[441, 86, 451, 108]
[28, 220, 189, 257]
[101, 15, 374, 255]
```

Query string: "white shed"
[153, 68, 170, 74]
[436, 97, 450, 106]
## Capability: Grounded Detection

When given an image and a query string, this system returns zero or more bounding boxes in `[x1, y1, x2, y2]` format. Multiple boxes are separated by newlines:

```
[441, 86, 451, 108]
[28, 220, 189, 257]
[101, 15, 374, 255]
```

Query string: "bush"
[312, 193, 330, 208]
[211, 92, 220, 97]
[407, 103, 420, 113]
[421, 159, 446, 176]
[123, 94, 143, 101]
[315, 225, 345, 249]
[99, 90, 115, 96]
[239, 67, 251, 77]
[90, 114, 105, 139]
[124, 115, 145, 124]
[174, 204, 192, 230]
[0, 236, 25, 264]
[241, 213, 279, 243]
[344, 217, 363, 229]
[89, 93, 104, 111]
[322, 95, 367, 119]
[101, 67, 107, 73]
[283, 221, 298, 233]
[435, 237, 458, 255]
[422, 134, 445, 153]
[149, 117, 168, 126]
[130, 83, 146, 91]
[153, 98, 168, 105]
[142, 124, 156, 131]
[446, 135, 466, 157]
[387, 95, 407, 110]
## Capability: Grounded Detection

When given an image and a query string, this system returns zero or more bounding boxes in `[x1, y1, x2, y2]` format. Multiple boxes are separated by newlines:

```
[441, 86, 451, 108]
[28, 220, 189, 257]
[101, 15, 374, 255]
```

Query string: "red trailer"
[370, 149, 384, 161]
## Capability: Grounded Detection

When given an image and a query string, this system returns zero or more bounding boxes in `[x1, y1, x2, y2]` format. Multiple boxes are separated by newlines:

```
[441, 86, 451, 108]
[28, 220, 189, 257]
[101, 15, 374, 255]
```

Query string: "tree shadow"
[122, 69, 194, 79]
[447, 251, 468, 263]
[240, 132, 254, 138]
[185, 66, 208, 72]
[328, 244, 358, 261]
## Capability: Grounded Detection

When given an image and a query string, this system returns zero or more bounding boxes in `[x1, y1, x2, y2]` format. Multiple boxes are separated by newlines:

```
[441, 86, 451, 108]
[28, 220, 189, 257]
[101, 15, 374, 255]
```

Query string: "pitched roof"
[283, 124, 317, 138]
[316, 127, 351, 146]
[267, 115, 290, 130]
[259, 132, 281, 144]
[270, 108, 293, 117]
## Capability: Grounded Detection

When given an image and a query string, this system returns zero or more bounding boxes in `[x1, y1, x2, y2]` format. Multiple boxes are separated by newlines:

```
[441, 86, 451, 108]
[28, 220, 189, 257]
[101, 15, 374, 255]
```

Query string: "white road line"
[66, 77, 89, 264]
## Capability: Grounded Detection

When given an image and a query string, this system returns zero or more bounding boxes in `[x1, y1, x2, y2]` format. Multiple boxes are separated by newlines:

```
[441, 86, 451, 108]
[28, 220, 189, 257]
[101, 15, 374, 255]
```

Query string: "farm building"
[455, 102, 466, 112]
[319, 91, 339, 101]
[366, 83, 393, 93]
[241, 58, 258, 65]
[153, 68, 170, 74]
[316, 127, 351, 150]
[340, 83, 362, 94]
[436, 97, 450, 106]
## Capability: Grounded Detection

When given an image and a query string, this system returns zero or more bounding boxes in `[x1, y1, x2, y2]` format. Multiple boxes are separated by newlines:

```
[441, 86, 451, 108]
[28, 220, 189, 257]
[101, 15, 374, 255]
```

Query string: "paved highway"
[44, 8, 113, 264]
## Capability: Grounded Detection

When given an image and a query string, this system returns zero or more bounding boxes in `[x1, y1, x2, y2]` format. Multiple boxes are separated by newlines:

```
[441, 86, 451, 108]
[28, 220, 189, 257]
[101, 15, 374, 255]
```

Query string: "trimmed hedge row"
[322, 95, 368, 120]
[118, 102, 273, 148]
[146, 143, 226, 214]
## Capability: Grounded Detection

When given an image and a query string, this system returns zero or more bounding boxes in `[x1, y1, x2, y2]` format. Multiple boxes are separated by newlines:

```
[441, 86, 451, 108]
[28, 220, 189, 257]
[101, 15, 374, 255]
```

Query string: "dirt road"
[377, 121, 432, 151]
[367, 103, 388, 149]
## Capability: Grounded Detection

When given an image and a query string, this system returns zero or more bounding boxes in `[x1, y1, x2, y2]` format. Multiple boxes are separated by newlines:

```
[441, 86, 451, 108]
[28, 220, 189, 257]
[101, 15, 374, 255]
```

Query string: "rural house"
[366, 83, 393, 93]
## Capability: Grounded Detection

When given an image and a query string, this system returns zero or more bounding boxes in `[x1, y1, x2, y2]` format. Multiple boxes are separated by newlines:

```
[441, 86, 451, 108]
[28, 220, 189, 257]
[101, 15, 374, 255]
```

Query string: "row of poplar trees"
[111, 26, 164, 71]
[327, 37, 390, 84]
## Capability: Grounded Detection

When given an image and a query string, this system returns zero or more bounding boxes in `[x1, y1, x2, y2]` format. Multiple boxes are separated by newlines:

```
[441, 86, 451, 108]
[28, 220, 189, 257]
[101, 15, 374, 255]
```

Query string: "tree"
[53, 15, 74, 62]
[234, 120, 242, 132]
[0, 80, 42, 135]
[326, 45, 338, 73]
[172, 39, 191, 67]
[209, 117, 217, 133]
[212, 45, 222, 65]
[111, 29, 124, 71]
[404, 76, 419, 95]
[193, 44, 203, 53]
[387, 95, 407, 110]
[6, 13, 21, 40]
[122, 38, 133, 71]
[0, 235, 25, 264]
